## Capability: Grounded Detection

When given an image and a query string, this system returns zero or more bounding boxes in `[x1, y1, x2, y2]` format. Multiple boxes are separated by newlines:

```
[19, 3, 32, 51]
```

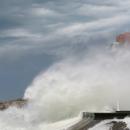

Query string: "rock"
[0, 98, 27, 110]
[110, 121, 130, 130]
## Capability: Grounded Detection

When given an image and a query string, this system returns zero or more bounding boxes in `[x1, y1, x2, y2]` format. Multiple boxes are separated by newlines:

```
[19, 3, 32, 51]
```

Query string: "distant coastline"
[0, 98, 27, 110]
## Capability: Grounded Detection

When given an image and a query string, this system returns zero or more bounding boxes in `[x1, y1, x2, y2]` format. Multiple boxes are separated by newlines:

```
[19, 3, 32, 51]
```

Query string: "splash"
[0, 47, 130, 129]
[21, 47, 130, 123]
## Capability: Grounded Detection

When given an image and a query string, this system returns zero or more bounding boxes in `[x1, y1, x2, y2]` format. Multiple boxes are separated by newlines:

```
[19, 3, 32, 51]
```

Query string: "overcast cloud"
[0, 0, 130, 99]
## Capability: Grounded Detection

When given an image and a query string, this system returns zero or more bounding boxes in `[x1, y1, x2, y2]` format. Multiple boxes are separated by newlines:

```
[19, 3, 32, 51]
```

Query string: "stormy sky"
[0, 0, 130, 100]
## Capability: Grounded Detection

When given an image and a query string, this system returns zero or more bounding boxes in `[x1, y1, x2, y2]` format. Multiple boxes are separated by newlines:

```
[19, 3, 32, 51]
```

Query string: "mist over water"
[24, 47, 130, 122]
[0, 46, 130, 130]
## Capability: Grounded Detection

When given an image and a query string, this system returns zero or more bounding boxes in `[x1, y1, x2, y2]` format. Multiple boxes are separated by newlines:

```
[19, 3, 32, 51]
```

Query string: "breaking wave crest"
[1, 47, 130, 130]
[24, 48, 130, 121]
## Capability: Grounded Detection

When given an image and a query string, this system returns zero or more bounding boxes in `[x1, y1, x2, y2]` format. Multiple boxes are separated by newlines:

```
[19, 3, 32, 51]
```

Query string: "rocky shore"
[109, 121, 129, 130]
[0, 98, 27, 110]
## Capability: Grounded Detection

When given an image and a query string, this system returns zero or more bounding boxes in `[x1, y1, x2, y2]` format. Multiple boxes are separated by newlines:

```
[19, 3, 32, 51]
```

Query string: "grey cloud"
[0, 0, 130, 58]
[0, 0, 130, 99]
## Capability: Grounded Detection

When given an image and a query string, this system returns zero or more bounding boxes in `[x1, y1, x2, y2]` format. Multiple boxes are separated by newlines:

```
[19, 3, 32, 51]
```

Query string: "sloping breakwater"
[66, 117, 130, 130]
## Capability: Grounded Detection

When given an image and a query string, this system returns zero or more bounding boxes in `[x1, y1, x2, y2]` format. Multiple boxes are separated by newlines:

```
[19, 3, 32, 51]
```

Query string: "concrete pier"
[66, 111, 130, 130]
